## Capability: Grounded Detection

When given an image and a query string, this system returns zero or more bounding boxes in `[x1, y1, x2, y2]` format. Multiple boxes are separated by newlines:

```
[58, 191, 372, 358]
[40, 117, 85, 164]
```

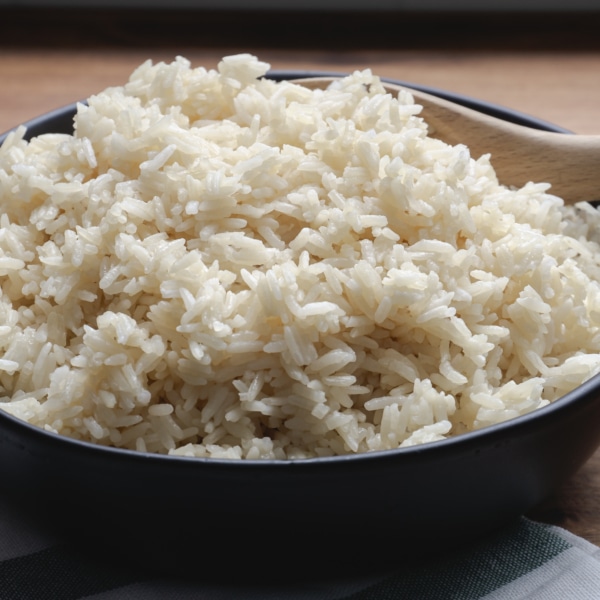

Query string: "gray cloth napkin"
[1, 493, 599, 599]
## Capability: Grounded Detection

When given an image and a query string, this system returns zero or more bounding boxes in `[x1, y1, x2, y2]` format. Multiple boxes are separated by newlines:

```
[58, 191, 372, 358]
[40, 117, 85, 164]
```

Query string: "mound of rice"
[1, 54, 600, 459]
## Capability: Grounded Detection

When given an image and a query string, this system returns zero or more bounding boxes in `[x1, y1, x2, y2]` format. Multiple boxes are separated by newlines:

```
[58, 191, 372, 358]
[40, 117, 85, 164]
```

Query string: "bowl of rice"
[1, 54, 600, 577]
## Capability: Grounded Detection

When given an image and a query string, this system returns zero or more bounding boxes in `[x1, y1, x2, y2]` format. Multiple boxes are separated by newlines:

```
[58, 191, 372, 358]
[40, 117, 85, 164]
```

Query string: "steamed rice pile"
[1, 54, 600, 460]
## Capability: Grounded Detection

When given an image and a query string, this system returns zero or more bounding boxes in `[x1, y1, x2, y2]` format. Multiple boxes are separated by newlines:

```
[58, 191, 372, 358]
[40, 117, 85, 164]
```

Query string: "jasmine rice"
[2, 53, 600, 459]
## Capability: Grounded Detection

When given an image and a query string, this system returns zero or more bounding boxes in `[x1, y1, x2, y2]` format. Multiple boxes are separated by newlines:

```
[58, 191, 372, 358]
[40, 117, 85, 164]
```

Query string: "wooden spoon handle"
[294, 77, 600, 205]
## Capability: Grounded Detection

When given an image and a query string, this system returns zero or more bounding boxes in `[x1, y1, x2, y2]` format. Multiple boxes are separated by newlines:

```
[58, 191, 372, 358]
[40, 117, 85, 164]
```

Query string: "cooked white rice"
[1, 53, 600, 459]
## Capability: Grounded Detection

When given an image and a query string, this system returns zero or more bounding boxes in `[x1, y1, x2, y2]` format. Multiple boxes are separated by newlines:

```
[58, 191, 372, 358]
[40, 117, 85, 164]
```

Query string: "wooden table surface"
[1, 7, 600, 545]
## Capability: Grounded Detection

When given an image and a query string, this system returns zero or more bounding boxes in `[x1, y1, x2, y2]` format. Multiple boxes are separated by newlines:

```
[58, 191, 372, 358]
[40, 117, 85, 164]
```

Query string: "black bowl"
[0, 72, 597, 581]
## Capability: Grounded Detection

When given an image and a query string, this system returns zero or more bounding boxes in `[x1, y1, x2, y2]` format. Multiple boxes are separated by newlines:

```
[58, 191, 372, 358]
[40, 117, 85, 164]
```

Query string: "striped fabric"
[1, 494, 599, 599]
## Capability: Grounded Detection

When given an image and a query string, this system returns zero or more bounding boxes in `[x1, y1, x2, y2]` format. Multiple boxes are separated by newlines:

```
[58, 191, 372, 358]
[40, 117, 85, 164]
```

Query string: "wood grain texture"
[1, 7, 600, 545]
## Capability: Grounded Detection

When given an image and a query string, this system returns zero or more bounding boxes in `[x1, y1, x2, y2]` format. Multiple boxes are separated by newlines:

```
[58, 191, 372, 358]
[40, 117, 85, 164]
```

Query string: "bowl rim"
[2, 370, 600, 470]
[0, 70, 590, 470]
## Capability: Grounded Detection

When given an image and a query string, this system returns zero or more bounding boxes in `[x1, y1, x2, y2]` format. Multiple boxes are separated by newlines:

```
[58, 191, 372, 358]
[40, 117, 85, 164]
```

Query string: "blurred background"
[1, 2, 600, 135]
[1, 0, 599, 8]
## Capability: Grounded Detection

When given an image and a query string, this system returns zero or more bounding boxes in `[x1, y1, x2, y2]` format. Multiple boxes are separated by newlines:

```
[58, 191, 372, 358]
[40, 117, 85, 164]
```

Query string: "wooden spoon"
[294, 77, 600, 205]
